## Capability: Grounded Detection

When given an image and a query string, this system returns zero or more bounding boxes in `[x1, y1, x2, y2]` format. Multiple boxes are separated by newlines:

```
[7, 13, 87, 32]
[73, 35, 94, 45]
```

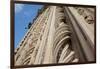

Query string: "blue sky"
[14, 3, 43, 48]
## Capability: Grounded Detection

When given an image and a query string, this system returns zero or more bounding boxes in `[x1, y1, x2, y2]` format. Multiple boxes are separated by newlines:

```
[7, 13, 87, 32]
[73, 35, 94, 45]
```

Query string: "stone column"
[43, 6, 56, 64]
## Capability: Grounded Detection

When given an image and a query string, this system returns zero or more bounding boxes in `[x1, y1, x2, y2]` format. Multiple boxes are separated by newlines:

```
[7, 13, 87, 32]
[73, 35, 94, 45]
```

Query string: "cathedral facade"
[14, 5, 95, 66]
